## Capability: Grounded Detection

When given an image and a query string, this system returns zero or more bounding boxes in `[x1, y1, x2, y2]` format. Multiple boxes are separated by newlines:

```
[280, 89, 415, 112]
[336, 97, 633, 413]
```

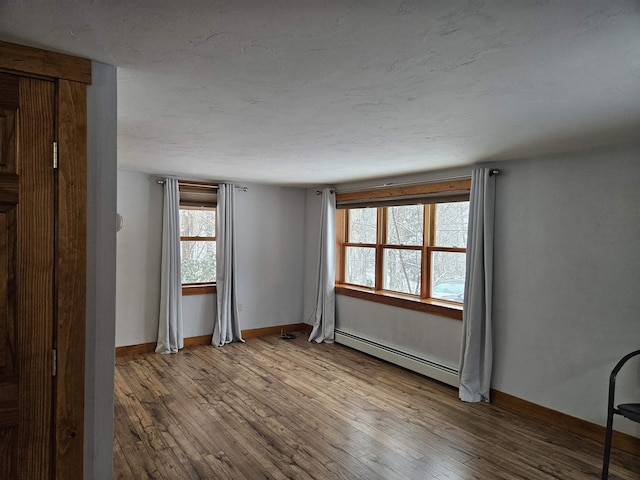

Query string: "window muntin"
[339, 201, 469, 304]
[180, 207, 216, 285]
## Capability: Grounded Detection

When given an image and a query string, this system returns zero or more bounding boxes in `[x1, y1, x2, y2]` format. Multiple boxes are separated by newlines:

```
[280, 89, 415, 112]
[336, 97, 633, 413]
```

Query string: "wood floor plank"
[113, 334, 640, 479]
[112, 438, 136, 480]
[239, 341, 432, 464]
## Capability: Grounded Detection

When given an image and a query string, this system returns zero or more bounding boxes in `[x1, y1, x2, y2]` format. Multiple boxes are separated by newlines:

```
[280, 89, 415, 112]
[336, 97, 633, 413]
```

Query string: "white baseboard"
[335, 329, 459, 388]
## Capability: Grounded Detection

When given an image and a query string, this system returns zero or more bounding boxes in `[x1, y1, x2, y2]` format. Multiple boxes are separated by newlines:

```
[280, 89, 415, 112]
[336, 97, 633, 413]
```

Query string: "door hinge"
[52, 348, 57, 377]
[53, 141, 58, 169]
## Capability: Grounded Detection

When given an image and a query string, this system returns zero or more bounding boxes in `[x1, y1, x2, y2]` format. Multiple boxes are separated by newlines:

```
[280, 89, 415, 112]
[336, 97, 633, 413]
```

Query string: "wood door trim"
[0, 40, 91, 84]
[55, 78, 87, 479]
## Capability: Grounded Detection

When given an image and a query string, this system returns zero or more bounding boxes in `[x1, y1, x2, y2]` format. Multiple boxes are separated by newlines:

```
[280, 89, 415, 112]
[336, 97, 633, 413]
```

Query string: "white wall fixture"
[335, 330, 459, 387]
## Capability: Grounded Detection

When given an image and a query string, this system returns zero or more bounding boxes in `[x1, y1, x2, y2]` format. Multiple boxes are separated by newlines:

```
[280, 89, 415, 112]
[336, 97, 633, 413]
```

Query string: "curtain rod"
[322, 169, 501, 195]
[332, 174, 471, 195]
[156, 179, 248, 191]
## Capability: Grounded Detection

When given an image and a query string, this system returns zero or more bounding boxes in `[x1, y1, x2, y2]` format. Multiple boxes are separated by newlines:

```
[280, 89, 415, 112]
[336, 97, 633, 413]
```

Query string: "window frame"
[178, 181, 217, 295]
[335, 181, 470, 320]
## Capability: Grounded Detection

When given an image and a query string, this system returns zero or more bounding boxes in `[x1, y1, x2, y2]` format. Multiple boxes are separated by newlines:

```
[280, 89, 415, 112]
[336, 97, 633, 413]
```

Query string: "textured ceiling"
[1, 1, 639, 186]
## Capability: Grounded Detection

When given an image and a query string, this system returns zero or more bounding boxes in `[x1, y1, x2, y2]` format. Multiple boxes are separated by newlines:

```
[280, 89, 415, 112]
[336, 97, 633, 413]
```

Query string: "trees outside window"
[177, 179, 218, 295]
[180, 207, 216, 285]
[338, 201, 469, 304]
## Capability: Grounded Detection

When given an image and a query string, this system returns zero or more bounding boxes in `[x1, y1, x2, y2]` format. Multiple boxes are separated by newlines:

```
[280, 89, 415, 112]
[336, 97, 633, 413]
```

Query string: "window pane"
[348, 208, 377, 243]
[181, 240, 216, 283]
[383, 249, 421, 295]
[345, 246, 375, 287]
[434, 202, 469, 248]
[431, 251, 466, 302]
[386, 205, 423, 245]
[180, 209, 216, 237]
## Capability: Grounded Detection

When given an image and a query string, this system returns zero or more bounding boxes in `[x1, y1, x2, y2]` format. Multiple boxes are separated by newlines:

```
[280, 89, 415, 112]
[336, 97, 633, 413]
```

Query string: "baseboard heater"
[334, 330, 459, 388]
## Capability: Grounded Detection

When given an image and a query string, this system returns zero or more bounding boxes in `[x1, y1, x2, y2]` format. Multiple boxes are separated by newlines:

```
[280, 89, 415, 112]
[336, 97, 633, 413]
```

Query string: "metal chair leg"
[601, 408, 614, 479]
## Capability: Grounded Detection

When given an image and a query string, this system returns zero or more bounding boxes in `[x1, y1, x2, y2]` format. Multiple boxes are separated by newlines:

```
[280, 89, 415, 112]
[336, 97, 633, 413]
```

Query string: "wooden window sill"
[335, 284, 462, 320]
[182, 284, 216, 296]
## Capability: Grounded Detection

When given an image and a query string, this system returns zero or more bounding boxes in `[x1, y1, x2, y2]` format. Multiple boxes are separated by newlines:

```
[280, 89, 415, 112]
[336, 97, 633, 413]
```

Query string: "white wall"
[336, 297, 463, 369]
[491, 144, 640, 436]
[302, 188, 322, 323]
[182, 294, 217, 337]
[307, 148, 640, 436]
[85, 60, 117, 480]
[116, 171, 163, 346]
[115, 176, 307, 346]
[235, 184, 306, 329]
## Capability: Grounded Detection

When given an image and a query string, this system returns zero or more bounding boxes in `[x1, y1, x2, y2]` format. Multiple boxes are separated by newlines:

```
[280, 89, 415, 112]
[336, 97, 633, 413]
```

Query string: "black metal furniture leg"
[601, 409, 614, 480]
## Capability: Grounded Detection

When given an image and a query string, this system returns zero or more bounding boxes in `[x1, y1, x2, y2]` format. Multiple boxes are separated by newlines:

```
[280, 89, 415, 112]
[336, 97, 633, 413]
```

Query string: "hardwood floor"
[113, 334, 639, 479]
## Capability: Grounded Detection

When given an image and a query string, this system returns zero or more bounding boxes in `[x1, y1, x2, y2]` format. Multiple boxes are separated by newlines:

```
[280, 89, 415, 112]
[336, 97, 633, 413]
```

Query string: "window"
[179, 181, 217, 295]
[335, 180, 470, 319]
[180, 208, 216, 282]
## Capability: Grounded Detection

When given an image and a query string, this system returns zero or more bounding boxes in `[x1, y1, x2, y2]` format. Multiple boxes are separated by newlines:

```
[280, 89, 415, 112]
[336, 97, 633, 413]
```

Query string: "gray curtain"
[459, 168, 496, 402]
[212, 183, 244, 346]
[309, 188, 336, 343]
[156, 178, 184, 354]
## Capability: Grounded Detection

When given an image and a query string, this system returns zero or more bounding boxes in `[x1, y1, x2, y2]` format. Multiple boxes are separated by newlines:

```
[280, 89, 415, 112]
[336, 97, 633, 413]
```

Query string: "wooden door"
[0, 72, 56, 478]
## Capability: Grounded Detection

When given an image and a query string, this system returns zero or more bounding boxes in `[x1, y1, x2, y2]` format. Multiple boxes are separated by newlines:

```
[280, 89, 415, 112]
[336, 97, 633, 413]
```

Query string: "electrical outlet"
[238, 303, 243, 311]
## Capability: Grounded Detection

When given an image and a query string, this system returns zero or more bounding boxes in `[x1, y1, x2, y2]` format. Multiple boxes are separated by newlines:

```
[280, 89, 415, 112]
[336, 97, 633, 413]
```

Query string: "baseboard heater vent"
[334, 330, 459, 388]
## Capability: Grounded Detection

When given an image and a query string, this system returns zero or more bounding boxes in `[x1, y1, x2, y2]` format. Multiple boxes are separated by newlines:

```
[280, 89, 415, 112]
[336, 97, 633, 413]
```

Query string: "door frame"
[0, 40, 91, 479]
